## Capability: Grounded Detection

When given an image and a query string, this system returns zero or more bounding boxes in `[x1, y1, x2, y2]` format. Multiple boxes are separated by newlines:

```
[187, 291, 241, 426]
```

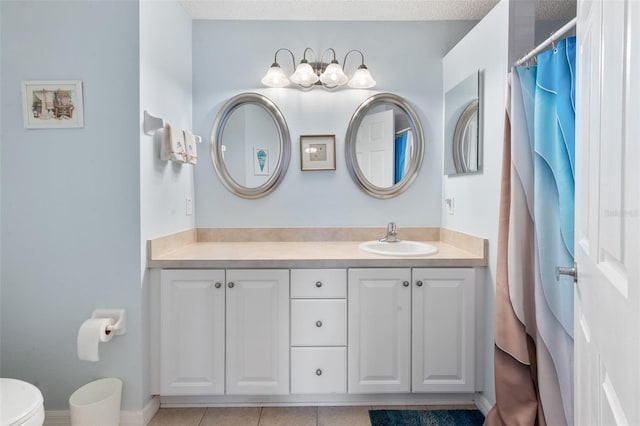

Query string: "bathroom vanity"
[149, 227, 487, 406]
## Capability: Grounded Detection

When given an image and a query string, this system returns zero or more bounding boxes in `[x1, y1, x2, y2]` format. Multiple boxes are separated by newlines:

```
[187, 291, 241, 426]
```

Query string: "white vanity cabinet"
[412, 268, 476, 392]
[290, 269, 347, 394]
[348, 268, 412, 393]
[225, 269, 290, 395]
[160, 269, 226, 395]
[159, 269, 289, 396]
[348, 268, 476, 394]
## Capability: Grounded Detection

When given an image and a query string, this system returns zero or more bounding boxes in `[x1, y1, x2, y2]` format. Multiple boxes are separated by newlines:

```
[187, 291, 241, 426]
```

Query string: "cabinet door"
[226, 269, 290, 395]
[348, 268, 411, 393]
[412, 268, 475, 392]
[160, 269, 225, 395]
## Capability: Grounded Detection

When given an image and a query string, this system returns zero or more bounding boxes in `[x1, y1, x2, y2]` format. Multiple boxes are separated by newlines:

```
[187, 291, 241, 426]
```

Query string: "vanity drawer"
[291, 269, 347, 299]
[291, 299, 347, 346]
[291, 347, 346, 394]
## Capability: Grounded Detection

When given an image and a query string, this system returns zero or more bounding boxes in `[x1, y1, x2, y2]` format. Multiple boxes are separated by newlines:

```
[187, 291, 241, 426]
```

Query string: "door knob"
[402, 281, 410, 287]
[556, 263, 578, 284]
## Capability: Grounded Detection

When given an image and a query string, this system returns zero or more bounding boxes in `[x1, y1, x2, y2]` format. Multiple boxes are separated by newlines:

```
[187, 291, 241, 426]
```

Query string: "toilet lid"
[0, 378, 44, 426]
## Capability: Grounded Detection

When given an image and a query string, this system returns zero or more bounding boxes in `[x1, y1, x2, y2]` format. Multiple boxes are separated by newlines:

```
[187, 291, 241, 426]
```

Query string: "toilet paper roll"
[77, 318, 115, 362]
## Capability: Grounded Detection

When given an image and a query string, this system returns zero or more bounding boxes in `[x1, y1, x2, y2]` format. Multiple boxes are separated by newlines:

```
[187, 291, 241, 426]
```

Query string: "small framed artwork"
[22, 80, 84, 129]
[254, 147, 270, 175]
[300, 134, 336, 171]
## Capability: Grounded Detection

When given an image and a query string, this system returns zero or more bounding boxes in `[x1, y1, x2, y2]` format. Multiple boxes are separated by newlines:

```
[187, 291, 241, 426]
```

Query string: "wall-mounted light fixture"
[261, 48, 376, 90]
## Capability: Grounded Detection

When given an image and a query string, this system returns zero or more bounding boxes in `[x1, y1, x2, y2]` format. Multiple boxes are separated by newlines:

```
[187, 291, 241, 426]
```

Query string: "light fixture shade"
[261, 64, 289, 87]
[290, 62, 319, 86]
[319, 62, 348, 86]
[348, 66, 376, 89]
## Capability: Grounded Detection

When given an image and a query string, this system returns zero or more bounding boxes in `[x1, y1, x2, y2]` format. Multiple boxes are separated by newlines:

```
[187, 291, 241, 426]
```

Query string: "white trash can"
[69, 378, 122, 426]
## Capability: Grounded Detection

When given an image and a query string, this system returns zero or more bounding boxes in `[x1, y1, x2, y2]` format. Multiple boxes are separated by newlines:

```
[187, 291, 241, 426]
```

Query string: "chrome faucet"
[380, 222, 401, 243]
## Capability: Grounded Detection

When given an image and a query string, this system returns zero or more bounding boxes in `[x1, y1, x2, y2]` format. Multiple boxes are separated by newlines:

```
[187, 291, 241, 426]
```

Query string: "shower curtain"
[486, 37, 576, 426]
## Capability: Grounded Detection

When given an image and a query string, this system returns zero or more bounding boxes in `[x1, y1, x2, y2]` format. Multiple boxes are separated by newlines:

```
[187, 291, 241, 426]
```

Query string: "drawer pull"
[416, 280, 423, 287]
[402, 281, 410, 287]
[228, 282, 234, 288]
[316, 369, 322, 376]
[215, 282, 222, 289]
[315, 320, 323, 328]
[315, 281, 323, 288]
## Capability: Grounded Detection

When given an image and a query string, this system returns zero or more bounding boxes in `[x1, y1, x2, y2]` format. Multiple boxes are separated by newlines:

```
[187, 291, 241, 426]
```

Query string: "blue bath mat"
[369, 409, 485, 426]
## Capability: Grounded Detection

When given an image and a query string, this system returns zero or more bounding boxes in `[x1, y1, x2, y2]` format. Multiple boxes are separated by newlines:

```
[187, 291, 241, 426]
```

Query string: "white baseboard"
[474, 392, 494, 416]
[44, 397, 160, 426]
[143, 396, 160, 425]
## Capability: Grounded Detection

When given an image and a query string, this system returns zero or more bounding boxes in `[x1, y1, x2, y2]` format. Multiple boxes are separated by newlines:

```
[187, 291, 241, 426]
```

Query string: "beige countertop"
[148, 227, 488, 269]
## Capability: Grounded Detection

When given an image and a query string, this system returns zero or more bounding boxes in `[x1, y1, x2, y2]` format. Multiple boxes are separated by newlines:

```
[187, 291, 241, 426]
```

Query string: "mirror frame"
[210, 92, 291, 199]
[345, 93, 424, 199]
[444, 70, 483, 176]
[452, 98, 479, 173]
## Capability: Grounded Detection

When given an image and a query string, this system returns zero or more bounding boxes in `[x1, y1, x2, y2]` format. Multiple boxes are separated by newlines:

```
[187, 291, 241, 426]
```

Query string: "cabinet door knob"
[215, 282, 222, 289]
[228, 282, 234, 288]
[416, 280, 423, 287]
[316, 369, 322, 376]
[403, 281, 410, 287]
[315, 281, 323, 288]
[316, 320, 323, 328]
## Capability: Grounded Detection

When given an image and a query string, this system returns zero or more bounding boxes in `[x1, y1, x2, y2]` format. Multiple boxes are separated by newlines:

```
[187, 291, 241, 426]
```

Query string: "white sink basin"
[358, 240, 438, 257]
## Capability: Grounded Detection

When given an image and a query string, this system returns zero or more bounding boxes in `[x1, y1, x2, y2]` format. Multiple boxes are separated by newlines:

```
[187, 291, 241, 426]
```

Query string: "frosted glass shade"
[290, 62, 319, 86]
[319, 62, 348, 86]
[261, 64, 289, 87]
[348, 66, 376, 89]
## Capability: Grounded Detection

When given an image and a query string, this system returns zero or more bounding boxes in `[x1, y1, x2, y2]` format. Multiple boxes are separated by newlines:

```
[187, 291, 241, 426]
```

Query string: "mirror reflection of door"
[356, 109, 394, 187]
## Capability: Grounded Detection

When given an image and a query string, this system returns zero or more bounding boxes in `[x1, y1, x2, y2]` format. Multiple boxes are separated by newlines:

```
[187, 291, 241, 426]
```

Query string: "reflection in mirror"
[345, 93, 424, 199]
[444, 71, 482, 175]
[211, 93, 291, 199]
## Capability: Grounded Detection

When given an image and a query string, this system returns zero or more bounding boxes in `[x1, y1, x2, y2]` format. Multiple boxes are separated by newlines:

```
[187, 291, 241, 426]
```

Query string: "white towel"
[184, 130, 198, 165]
[160, 123, 187, 162]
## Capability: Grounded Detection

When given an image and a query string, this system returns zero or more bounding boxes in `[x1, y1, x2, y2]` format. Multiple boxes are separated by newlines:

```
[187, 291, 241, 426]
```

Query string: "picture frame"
[300, 134, 336, 171]
[253, 147, 270, 176]
[22, 80, 84, 129]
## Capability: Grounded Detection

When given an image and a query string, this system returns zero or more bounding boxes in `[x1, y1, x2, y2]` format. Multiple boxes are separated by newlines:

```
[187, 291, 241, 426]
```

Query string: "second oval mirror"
[345, 93, 424, 198]
[211, 93, 291, 199]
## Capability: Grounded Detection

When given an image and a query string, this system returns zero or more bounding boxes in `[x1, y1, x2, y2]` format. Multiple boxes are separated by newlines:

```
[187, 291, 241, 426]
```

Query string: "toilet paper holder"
[92, 309, 126, 336]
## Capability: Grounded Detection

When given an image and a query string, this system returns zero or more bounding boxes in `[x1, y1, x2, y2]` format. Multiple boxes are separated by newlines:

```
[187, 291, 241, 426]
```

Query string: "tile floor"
[149, 404, 478, 426]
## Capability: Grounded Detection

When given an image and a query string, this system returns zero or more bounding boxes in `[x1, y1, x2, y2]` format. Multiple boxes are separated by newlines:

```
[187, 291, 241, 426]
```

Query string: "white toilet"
[0, 378, 45, 426]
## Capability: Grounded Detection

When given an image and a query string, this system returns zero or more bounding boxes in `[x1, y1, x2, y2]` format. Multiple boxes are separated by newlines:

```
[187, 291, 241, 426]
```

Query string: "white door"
[160, 270, 225, 395]
[574, 0, 640, 424]
[355, 109, 394, 187]
[348, 268, 411, 393]
[411, 268, 475, 393]
[225, 269, 290, 395]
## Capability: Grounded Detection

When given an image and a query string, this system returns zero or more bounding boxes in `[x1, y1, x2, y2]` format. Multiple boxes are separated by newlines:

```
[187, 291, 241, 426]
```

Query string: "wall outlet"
[185, 197, 193, 216]
[445, 197, 454, 215]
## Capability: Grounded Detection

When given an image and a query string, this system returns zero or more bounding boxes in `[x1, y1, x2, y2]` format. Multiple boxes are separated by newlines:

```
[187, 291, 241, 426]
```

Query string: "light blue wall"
[140, 0, 193, 406]
[0, 0, 142, 411]
[192, 20, 475, 228]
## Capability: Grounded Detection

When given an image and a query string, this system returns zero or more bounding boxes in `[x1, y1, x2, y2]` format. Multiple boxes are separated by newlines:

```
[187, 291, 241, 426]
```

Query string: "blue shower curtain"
[394, 132, 409, 183]
[487, 37, 576, 426]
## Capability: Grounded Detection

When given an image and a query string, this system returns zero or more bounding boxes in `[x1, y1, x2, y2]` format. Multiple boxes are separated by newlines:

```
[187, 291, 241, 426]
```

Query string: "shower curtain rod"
[515, 17, 577, 66]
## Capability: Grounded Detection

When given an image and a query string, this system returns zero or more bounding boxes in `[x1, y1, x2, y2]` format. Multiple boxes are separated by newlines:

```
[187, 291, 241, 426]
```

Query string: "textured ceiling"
[179, 0, 576, 21]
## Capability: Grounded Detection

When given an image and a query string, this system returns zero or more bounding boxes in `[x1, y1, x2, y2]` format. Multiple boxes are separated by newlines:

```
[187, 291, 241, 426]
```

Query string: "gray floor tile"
[148, 408, 206, 426]
[200, 407, 261, 426]
[258, 406, 317, 426]
[318, 405, 372, 426]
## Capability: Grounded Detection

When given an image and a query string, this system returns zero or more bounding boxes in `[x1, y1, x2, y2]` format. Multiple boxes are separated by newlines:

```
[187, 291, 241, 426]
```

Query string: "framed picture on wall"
[300, 134, 336, 171]
[254, 147, 270, 175]
[22, 80, 84, 129]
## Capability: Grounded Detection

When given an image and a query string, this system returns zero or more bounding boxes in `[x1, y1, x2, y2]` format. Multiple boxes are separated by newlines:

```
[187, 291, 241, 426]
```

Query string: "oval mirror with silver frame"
[211, 92, 291, 199]
[444, 70, 482, 175]
[345, 93, 424, 199]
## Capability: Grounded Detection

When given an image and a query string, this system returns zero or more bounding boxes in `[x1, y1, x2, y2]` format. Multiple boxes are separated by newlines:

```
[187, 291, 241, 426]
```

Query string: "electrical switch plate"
[445, 197, 454, 215]
[186, 197, 193, 216]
